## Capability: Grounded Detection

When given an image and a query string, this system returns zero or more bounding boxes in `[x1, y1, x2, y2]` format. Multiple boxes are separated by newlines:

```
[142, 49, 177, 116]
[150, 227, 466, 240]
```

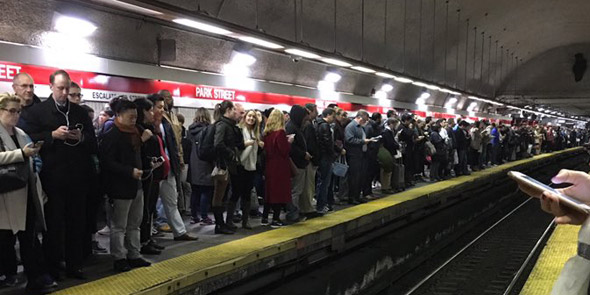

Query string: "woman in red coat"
[262, 109, 294, 228]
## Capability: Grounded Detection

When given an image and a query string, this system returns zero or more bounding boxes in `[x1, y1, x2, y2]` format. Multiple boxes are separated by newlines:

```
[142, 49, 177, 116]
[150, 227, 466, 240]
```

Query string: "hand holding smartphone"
[508, 171, 590, 214]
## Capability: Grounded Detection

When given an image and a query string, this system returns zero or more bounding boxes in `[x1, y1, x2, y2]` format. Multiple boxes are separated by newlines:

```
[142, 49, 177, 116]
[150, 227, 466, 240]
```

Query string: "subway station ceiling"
[2, 0, 590, 117]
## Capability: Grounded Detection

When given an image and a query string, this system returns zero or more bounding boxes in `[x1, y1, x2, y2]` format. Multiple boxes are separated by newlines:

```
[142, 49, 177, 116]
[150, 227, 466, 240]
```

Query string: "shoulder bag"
[0, 135, 29, 193]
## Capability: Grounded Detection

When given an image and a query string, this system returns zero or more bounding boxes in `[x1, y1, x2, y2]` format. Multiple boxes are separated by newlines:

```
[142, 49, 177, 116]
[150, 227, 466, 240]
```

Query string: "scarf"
[114, 119, 141, 152]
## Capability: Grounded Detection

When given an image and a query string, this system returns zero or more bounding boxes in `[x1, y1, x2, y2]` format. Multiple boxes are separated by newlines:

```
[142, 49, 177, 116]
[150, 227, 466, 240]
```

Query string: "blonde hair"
[0, 92, 20, 109]
[264, 109, 285, 135]
[239, 110, 261, 140]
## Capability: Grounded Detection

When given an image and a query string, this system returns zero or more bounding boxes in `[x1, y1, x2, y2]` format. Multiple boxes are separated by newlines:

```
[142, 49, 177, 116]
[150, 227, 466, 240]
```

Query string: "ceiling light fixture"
[351, 66, 376, 73]
[238, 36, 284, 49]
[54, 16, 97, 37]
[173, 18, 232, 35]
[284, 48, 321, 59]
[107, 0, 163, 15]
[324, 72, 342, 83]
[412, 81, 428, 88]
[321, 58, 352, 67]
[376, 72, 395, 78]
[394, 76, 414, 83]
[381, 84, 394, 92]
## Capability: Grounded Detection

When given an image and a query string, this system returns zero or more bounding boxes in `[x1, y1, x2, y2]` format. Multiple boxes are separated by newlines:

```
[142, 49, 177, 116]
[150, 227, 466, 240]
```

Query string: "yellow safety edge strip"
[521, 224, 579, 295]
[55, 147, 583, 295]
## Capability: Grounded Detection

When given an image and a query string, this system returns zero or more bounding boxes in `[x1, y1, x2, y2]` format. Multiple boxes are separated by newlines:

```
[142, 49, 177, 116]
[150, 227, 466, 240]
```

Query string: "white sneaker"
[97, 225, 110, 236]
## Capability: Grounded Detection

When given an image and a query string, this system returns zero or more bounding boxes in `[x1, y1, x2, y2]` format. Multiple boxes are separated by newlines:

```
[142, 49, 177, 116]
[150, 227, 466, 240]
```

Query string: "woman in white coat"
[0, 93, 56, 292]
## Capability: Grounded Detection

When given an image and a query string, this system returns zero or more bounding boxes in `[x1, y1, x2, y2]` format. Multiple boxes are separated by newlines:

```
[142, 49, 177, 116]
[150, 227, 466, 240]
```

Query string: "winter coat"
[317, 118, 337, 161]
[214, 116, 242, 174]
[188, 122, 214, 186]
[470, 127, 483, 151]
[285, 105, 309, 169]
[0, 124, 46, 233]
[303, 119, 320, 166]
[264, 129, 292, 204]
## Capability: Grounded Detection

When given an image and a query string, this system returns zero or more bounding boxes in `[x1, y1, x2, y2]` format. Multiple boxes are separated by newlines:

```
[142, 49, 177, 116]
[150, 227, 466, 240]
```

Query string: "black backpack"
[196, 123, 216, 162]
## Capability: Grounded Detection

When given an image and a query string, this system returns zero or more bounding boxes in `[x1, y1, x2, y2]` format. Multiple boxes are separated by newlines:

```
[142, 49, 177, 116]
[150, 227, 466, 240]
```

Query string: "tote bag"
[332, 155, 349, 177]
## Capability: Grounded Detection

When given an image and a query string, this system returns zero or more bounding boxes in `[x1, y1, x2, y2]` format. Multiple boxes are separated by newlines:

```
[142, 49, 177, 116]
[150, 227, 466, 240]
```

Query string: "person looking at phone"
[539, 169, 590, 225]
[344, 110, 372, 205]
[23, 70, 98, 280]
[0, 93, 58, 292]
[99, 100, 155, 272]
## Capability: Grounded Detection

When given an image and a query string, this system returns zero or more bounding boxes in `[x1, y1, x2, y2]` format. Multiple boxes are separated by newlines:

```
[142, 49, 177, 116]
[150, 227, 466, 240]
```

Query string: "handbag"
[332, 155, 349, 177]
[0, 135, 30, 193]
[211, 165, 228, 181]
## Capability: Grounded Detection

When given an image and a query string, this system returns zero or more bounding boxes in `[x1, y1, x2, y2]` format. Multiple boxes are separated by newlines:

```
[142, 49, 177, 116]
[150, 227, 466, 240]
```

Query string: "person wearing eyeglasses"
[68, 82, 83, 105]
[22, 70, 98, 280]
[0, 93, 58, 292]
[12, 72, 41, 130]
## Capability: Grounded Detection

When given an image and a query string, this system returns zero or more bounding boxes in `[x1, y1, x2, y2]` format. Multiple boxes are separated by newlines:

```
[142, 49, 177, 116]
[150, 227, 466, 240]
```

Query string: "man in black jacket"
[23, 70, 97, 279]
[454, 120, 471, 175]
[13, 72, 41, 130]
[285, 105, 310, 222]
[316, 108, 340, 213]
[301, 104, 320, 216]
[344, 110, 372, 204]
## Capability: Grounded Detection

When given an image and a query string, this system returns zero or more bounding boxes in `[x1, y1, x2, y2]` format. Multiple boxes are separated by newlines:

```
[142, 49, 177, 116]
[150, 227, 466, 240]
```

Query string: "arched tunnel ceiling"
[2, 0, 590, 116]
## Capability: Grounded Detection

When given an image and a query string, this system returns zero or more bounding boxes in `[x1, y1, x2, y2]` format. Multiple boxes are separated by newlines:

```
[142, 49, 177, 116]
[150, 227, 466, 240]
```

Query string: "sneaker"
[26, 274, 57, 293]
[200, 216, 214, 225]
[92, 241, 108, 254]
[270, 220, 285, 228]
[128, 258, 151, 268]
[158, 224, 172, 233]
[97, 225, 110, 236]
[151, 226, 159, 235]
[0, 275, 18, 287]
[173, 233, 198, 241]
[214, 224, 235, 234]
[148, 239, 165, 250]
[114, 259, 131, 272]
[190, 217, 200, 224]
[261, 218, 269, 225]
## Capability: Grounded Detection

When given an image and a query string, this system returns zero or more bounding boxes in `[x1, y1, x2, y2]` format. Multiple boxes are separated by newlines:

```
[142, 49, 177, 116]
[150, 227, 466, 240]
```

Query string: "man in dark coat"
[12, 72, 41, 130]
[344, 110, 372, 204]
[285, 105, 310, 221]
[23, 70, 97, 279]
[301, 104, 320, 216]
[454, 120, 471, 175]
[316, 108, 340, 212]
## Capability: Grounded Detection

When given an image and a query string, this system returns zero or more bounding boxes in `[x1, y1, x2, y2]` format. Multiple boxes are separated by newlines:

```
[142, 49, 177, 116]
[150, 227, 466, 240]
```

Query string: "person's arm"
[214, 123, 234, 167]
[22, 107, 55, 147]
[99, 132, 135, 179]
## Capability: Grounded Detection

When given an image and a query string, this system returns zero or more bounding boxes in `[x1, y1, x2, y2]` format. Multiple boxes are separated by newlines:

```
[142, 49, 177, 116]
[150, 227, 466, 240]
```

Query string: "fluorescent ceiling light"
[376, 72, 395, 78]
[230, 52, 256, 67]
[324, 72, 342, 83]
[440, 88, 453, 93]
[419, 92, 431, 99]
[393, 76, 413, 83]
[317, 80, 335, 92]
[468, 96, 481, 100]
[381, 84, 394, 92]
[412, 81, 428, 87]
[444, 97, 457, 109]
[449, 91, 461, 95]
[107, 0, 163, 15]
[351, 66, 376, 73]
[321, 58, 352, 67]
[375, 90, 388, 100]
[173, 18, 232, 35]
[222, 63, 250, 77]
[284, 48, 321, 59]
[416, 97, 427, 105]
[425, 84, 440, 91]
[238, 36, 284, 49]
[55, 16, 97, 37]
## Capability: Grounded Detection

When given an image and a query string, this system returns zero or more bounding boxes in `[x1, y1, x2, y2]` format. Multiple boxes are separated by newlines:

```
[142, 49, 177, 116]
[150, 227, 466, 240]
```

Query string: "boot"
[225, 202, 238, 232]
[213, 206, 233, 235]
[241, 200, 252, 229]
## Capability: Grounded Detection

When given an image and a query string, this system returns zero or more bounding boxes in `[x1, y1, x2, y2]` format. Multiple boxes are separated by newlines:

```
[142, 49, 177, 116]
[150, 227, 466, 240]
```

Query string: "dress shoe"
[359, 197, 369, 203]
[348, 200, 361, 205]
[0, 275, 18, 287]
[26, 274, 57, 293]
[214, 224, 235, 234]
[113, 259, 131, 272]
[148, 239, 165, 250]
[128, 258, 151, 268]
[92, 241, 108, 254]
[242, 221, 253, 229]
[66, 269, 87, 280]
[140, 244, 162, 255]
[173, 233, 199, 241]
[226, 221, 238, 232]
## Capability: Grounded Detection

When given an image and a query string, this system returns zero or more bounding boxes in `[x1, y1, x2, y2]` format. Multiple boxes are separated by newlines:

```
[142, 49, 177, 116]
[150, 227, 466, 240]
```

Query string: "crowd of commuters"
[0, 69, 587, 293]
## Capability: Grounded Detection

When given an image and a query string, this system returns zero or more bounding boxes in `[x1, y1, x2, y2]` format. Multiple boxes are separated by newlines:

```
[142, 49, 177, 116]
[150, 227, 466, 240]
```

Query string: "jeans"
[317, 158, 334, 211]
[191, 185, 213, 219]
[110, 188, 144, 260]
[159, 174, 187, 237]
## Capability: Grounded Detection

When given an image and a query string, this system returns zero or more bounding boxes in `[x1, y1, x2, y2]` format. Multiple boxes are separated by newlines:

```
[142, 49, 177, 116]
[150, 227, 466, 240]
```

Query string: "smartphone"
[152, 156, 165, 163]
[508, 171, 590, 214]
[34, 141, 44, 148]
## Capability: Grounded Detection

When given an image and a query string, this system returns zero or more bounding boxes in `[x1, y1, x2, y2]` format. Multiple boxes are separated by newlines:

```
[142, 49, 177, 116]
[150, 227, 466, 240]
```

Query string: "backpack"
[196, 123, 216, 162]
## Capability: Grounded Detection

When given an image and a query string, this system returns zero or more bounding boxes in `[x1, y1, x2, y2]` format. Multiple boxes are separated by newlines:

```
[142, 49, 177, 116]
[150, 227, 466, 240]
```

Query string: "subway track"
[401, 197, 554, 295]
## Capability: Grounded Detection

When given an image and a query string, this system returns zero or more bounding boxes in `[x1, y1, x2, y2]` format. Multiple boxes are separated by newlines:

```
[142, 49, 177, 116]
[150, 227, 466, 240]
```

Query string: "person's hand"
[67, 129, 82, 141]
[539, 169, 590, 225]
[52, 126, 69, 140]
[305, 152, 312, 160]
[258, 140, 265, 148]
[364, 139, 372, 144]
[141, 129, 153, 142]
[22, 142, 40, 157]
[132, 168, 143, 180]
[341, 149, 346, 156]
[245, 140, 255, 146]
[151, 160, 163, 170]
[287, 134, 295, 143]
